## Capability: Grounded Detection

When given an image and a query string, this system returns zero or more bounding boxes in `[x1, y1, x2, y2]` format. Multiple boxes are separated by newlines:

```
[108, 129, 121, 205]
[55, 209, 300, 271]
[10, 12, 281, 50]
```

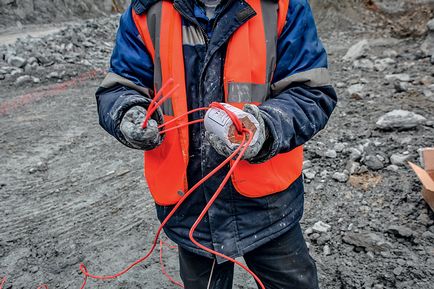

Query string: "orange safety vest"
[133, 0, 303, 206]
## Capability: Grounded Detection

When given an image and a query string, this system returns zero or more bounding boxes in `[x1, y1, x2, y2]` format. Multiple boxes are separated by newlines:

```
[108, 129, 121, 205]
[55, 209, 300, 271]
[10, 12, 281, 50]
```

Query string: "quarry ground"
[1, 13, 434, 289]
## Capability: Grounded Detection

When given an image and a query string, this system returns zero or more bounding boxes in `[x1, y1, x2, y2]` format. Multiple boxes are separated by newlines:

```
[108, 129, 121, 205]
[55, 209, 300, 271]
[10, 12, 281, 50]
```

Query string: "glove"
[205, 104, 266, 161]
[120, 106, 162, 150]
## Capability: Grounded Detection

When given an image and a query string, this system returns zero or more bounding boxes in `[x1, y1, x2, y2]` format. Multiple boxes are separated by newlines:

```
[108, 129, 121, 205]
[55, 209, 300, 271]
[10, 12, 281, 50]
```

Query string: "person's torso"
[133, 0, 305, 260]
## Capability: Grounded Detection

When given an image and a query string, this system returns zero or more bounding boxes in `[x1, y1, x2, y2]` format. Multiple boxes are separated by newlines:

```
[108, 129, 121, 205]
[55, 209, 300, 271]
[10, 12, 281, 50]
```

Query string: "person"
[96, 0, 337, 288]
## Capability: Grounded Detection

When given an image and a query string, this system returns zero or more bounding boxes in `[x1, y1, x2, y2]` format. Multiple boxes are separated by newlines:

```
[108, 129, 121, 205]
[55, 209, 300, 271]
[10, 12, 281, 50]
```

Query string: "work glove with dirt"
[205, 103, 267, 162]
[120, 106, 163, 150]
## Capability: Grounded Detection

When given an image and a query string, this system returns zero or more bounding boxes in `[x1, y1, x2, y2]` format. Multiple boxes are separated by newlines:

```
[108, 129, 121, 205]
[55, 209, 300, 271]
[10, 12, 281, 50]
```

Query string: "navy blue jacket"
[96, 0, 337, 262]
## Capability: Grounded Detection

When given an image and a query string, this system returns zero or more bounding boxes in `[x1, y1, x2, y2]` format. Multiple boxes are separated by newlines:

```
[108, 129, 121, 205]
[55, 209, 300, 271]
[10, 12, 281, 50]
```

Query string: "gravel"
[1, 7, 434, 289]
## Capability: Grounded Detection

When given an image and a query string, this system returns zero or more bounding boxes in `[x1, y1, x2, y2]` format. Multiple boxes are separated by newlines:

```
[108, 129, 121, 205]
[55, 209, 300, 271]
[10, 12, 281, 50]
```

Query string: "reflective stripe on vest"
[133, 1, 189, 205]
[224, 0, 278, 104]
[133, 0, 303, 206]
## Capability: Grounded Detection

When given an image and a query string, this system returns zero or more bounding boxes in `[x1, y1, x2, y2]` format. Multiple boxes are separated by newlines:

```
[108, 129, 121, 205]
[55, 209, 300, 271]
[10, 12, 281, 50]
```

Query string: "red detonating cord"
[8, 80, 265, 289]
[79, 81, 265, 288]
[188, 130, 260, 284]
[142, 78, 179, 129]
[141, 78, 173, 128]
[159, 240, 184, 288]
[78, 130, 253, 288]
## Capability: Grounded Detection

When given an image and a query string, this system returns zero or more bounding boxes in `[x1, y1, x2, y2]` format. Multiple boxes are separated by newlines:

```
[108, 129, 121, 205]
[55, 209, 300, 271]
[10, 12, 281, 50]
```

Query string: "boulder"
[343, 39, 369, 61]
[333, 172, 349, 183]
[376, 110, 426, 130]
[15, 75, 32, 85]
[325, 149, 337, 158]
[354, 59, 374, 71]
[387, 225, 414, 238]
[364, 155, 384, 171]
[347, 84, 365, 99]
[312, 221, 331, 233]
[8, 56, 27, 68]
[427, 18, 434, 31]
[421, 18, 434, 56]
[390, 153, 411, 166]
[343, 232, 392, 253]
[385, 74, 411, 82]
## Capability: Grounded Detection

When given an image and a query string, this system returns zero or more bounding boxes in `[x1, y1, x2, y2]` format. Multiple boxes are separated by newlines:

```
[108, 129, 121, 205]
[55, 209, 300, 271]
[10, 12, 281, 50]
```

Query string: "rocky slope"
[0, 17, 118, 89]
[0, 0, 129, 28]
[311, 0, 434, 37]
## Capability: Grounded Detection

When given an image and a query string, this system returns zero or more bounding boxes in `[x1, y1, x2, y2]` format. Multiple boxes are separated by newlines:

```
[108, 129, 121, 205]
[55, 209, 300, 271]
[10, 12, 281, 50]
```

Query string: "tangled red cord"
[1, 78, 265, 289]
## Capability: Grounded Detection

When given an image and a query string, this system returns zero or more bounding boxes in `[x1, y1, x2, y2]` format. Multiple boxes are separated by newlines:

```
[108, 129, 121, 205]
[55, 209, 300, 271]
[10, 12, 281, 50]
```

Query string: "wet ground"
[1, 14, 434, 289]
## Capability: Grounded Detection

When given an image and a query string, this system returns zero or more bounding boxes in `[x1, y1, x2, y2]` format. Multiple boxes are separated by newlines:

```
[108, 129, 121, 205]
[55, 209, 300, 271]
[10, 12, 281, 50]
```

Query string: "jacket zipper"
[211, 0, 235, 31]
[173, 2, 211, 182]
[173, 3, 209, 45]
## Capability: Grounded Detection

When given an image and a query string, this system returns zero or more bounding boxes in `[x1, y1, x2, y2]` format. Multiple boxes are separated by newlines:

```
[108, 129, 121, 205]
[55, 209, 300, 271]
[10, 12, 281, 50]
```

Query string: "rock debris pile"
[0, 16, 120, 87]
[300, 20, 434, 288]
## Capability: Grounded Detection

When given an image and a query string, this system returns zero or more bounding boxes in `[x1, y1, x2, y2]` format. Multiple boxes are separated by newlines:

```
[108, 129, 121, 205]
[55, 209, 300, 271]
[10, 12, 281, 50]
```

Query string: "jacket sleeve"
[253, 0, 337, 163]
[95, 5, 155, 148]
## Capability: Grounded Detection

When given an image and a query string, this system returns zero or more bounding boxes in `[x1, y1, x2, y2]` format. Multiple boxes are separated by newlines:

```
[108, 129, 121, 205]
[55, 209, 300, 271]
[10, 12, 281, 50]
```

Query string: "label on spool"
[204, 103, 259, 149]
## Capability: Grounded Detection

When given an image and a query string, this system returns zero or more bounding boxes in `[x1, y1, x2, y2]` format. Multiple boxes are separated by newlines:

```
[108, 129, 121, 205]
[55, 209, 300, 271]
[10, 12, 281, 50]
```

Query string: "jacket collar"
[133, 0, 264, 17]
[133, 0, 162, 14]
[133, 0, 196, 17]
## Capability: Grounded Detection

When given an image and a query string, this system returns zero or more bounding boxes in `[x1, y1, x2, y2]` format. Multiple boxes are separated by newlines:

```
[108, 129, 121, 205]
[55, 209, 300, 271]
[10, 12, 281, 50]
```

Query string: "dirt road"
[0, 78, 170, 288]
[0, 25, 65, 45]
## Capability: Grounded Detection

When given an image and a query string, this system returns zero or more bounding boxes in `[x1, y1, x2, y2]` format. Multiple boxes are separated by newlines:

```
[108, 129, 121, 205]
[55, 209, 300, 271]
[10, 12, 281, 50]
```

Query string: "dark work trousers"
[178, 223, 319, 289]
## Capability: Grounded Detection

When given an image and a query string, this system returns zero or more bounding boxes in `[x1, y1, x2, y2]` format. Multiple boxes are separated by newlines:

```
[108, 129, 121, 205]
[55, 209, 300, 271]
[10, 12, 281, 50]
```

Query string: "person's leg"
[243, 223, 319, 289]
[179, 246, 235, 289]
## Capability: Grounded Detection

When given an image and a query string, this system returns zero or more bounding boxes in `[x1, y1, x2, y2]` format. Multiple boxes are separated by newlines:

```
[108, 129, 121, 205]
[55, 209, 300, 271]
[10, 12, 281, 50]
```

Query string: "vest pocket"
[230, 146, 304, 198]
[144, 115, 187, 206]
